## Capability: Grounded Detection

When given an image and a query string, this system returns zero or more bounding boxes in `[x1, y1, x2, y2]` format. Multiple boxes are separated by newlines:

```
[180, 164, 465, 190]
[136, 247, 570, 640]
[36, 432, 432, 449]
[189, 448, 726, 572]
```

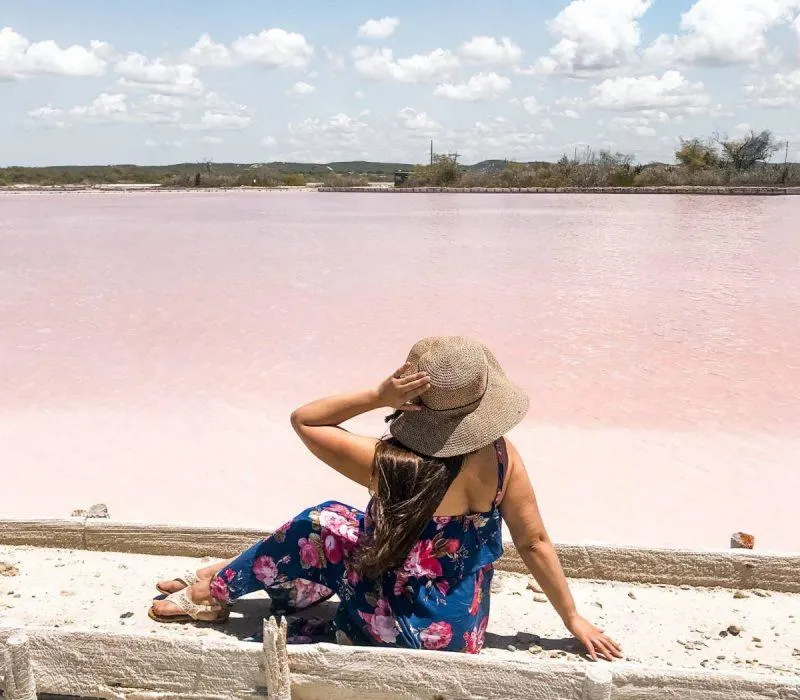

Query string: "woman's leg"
[156, 558, 236, 595]
[152, 502, 359, 619]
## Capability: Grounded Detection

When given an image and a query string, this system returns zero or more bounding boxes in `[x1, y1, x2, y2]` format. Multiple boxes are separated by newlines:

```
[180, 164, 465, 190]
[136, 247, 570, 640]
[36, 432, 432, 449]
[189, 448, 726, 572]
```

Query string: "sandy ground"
[1, 545, 798, 679]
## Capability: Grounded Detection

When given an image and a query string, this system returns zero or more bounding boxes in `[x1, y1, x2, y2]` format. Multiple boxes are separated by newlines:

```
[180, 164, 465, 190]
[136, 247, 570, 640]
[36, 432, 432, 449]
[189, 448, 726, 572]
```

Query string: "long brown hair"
[353, 422, 467, 578]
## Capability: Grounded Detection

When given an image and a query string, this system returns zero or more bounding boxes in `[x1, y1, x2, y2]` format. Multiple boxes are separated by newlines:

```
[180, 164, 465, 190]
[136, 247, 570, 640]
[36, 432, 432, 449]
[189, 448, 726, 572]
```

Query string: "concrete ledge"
[1, 519, 798, 592]
[1, 626, 797, 700]
[318, 186, 800, 196]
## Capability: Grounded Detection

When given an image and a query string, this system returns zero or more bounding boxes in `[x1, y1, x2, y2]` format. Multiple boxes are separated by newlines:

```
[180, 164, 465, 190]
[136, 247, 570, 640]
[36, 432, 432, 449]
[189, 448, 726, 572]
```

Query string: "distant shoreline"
[2, 184, 799, 196]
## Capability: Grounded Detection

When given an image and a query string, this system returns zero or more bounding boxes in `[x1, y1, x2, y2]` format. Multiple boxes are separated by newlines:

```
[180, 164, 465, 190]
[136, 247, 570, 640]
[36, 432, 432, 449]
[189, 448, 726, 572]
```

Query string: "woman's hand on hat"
[566, 615, 623, 662]
[376, 362, 431, 411]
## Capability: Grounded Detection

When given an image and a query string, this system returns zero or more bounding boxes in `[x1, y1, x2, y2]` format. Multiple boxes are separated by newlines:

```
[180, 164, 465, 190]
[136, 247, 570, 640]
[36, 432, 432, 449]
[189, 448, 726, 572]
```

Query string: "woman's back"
[434, 442, 507, 517]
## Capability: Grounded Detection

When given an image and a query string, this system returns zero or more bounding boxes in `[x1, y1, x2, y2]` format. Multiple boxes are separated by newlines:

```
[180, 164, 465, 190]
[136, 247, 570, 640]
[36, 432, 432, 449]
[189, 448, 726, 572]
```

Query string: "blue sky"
[2, 0, 799, 166]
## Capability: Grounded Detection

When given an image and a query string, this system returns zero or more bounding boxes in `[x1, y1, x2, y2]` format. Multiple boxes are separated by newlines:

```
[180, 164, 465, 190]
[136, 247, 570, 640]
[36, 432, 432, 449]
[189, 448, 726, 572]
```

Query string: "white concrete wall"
[1, 518, 798, 591]
[2, 627, 798, 700]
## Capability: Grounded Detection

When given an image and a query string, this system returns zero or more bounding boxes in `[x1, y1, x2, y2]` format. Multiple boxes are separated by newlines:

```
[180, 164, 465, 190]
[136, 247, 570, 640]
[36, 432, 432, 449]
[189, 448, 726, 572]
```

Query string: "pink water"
[1, 191, 798, 551]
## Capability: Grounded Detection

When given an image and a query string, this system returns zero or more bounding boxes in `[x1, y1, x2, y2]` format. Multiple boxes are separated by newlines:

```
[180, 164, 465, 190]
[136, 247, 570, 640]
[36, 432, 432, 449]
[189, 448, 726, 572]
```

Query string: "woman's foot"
[156, 558, 234, 594]
[150, 580, 227, 623]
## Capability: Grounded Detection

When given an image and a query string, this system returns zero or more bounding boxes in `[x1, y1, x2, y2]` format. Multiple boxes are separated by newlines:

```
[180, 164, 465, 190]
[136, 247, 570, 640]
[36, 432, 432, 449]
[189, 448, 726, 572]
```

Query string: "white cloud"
[354, 90, 365, 99]
[540, 118, 555, 131]
[200, 135, 224, 144]
[397, 107, 440, 131]
[144, 139, 157, 147]
[529, 0, 652, 75]
[590, 71, 712, 112]
[465, 117, 545, 155]
[322, 47, 346, 72]
[27, 92, 189, 128]
[184, 29, 313, 69]
[353, 46, 459, 83]
[358, 17, 400, 39]
[289, 113, 368, 135]
[262, 136, 277, 147]
[645, 0, 800, 67]
[562, 109, 581, 119]
[521, 96, 541, 115]
[115, 54, 203, 96]
[195, 112, 251, 130]
[744, 69, 800, 107]
[0, 26, 108, 79]
[459, 36, 522, 65]
[433, 72, 511, 101]
[287, 81, 316, 97]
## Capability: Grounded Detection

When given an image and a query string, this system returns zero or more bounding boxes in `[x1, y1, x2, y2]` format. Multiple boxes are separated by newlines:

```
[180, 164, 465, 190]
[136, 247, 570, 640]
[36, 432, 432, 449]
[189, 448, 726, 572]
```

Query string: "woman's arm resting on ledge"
[500, 439, 623, 662]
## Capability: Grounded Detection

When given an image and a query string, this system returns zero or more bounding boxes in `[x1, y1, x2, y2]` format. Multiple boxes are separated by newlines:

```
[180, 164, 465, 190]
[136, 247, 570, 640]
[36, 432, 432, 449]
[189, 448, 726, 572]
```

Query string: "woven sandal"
[148, 588, 229, 624]
[156, 571, 200, 595]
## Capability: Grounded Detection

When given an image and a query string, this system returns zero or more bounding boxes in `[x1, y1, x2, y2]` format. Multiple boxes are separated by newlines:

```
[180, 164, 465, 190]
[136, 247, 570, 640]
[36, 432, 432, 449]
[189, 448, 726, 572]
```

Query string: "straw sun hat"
[389, 336, 529, 458]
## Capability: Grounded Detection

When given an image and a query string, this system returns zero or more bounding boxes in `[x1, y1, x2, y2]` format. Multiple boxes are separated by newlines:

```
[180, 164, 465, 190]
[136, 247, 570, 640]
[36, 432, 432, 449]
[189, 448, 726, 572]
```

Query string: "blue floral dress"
[210, 439, 507, 653]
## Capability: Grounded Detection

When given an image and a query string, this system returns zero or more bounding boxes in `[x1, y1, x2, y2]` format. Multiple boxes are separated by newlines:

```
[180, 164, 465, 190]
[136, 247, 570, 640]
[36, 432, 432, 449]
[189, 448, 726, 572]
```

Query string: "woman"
[150, 336, 622, 661]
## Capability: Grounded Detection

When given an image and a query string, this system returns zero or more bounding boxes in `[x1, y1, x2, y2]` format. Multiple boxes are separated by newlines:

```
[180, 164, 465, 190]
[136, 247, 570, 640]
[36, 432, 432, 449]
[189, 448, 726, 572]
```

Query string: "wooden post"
[262, 616, 290, 699]
[4, 634, 37, 700]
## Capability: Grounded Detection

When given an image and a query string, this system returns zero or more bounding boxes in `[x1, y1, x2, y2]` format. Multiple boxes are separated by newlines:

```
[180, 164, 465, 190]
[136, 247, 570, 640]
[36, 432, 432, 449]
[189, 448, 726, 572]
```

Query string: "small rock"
[592, 601, 603, 609]
[60, 590, 75, 597]
[702, 634, 712, 640]
[719, 630, 729, 638]
[754, 643, 763, 649]
[528, 645, 543, 654]
[533, 594, 548, 603]
[733, 590, 750, 599]
[70, 509, 88, 518]
[753, 590, 770, 598]
[792, 648, 800, 657]
[700, 660, 709, 667]
[0, 561, 19, 577]
[730, 532, 755, 550]
[526, 579, 543, 594]
[628, 591, 637, 600]
[506, 644, 517, 652]
[727, 625, 742, 636]
[54, 563, 65, 568]
[87, 503, 110, 518]
[752, 636, 761, 643]
[679, 584, 691, 591]
[120, 611, 134, 619]
[677, 639, 688, 646]
[717, 655, 726, 660]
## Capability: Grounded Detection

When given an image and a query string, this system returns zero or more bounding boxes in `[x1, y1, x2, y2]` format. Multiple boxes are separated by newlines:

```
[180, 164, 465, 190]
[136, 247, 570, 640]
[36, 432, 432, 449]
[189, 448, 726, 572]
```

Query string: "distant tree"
[717, 130, 781, 171]
[675, 138, 718, 170]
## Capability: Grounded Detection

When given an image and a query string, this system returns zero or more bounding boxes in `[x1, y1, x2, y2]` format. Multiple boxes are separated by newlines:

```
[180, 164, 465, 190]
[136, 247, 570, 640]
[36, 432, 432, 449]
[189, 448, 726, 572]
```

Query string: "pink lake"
[1, 190, 798, 551]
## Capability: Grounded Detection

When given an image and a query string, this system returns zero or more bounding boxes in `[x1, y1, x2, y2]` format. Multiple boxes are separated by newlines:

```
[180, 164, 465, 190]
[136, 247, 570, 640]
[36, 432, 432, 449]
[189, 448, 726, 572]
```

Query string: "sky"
[2, 0, 800, 166]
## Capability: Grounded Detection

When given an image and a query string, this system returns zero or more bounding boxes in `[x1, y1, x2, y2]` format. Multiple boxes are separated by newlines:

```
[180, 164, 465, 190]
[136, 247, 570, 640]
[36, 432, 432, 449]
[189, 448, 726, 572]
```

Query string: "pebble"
[727, 625, 742, 636]
[528, 645, 543, 654]
[753, 590, 770, 598]
[533, 594, 548, 603]
[733, 590, 750, 599]
[719, 630, 728, 638]
[506, 644, 517, 652]
[717, 655, 726, 660]
[679, 585, 691, 591]
[0, 561, 20, 577]
[752, 636, 761, 643]
[627, 591, 637, 600]
[754, 643, 763, 649]
[120, 611, 134, 619]
[526, 579, 543, 594]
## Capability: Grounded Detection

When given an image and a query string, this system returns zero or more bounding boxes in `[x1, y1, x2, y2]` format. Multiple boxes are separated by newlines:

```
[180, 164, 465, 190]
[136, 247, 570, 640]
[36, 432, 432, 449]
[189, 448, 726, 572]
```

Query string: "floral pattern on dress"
[208, 439, 508, 654]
